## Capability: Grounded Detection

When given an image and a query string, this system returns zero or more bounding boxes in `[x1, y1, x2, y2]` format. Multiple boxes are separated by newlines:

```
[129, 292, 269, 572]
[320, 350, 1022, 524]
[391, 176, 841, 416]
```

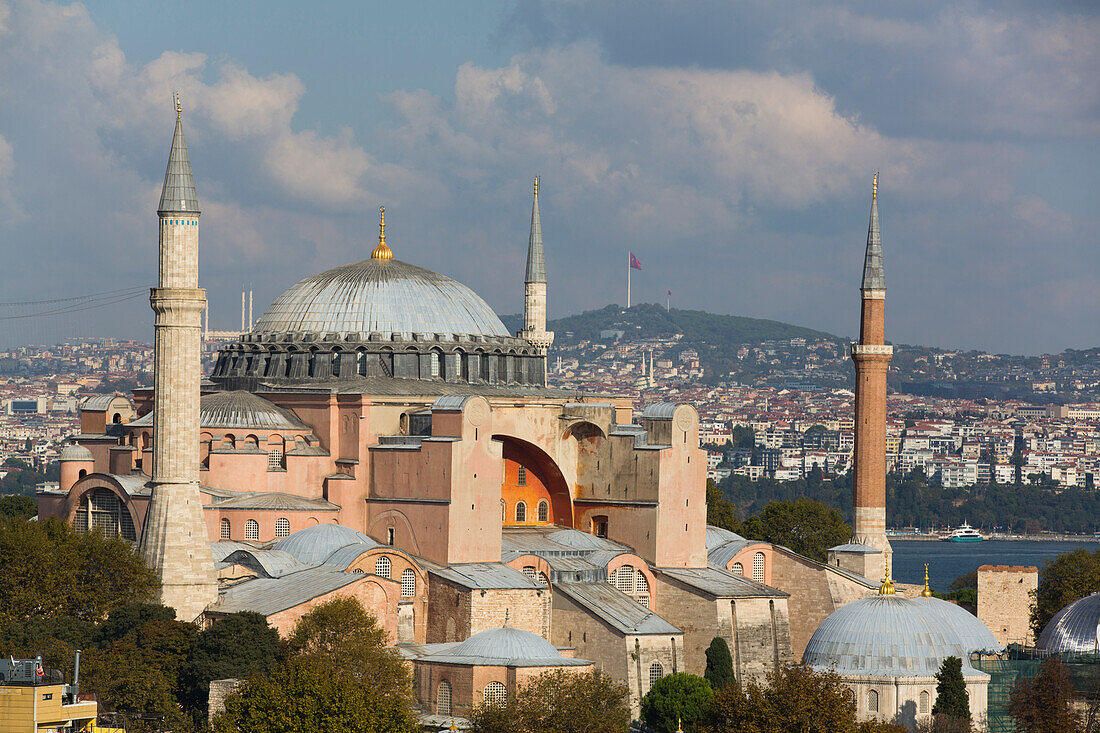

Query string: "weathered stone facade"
[978, 564, 1038, 647]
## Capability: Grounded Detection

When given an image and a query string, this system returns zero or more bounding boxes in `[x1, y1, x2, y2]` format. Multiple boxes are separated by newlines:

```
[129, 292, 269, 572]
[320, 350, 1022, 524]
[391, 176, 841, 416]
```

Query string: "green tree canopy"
[931, 657, 970, 725]
[703, 665, 904, 733]
[706, 480, 741, 534]
[178, 611, 281, 721]
[740, 498, 850, 562]
[704, 637, 735, 690]
[641, 673, 714, 733]
[0, 517, 157, 624]
[213, 656, 418, 733]
[467, 669, 630, 733]
[0, 494, 36, 520]
[1031, 548, 1100, 635]
[1008, 657, 1083, 733]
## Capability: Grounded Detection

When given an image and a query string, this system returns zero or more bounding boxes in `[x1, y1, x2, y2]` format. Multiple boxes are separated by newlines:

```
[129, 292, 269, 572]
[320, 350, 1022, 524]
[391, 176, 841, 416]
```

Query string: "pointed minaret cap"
[921, 564, 934, 597]
[158, 94, 200, 217]
[525, 176, 546, 283]
[860, 172, 884, 292]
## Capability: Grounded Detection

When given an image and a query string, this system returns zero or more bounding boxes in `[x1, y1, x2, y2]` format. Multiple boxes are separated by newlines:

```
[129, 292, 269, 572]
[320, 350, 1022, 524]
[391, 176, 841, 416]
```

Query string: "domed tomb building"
[38, 117, 796, 719]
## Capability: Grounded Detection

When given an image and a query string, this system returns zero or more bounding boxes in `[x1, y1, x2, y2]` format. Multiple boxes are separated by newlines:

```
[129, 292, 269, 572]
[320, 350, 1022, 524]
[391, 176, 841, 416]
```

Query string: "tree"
[467, 669, 630, 733]
[807, 463, 825, 489]
[284, 597, 412, 701]
[703, 665, 905, 733]
[0, 517, 157, 624]
[1008, 657, 1082, 733]
[178, 611, 282, 721]
[740, 498, 850, 562]
[931, 657, 970, 726]
[213, 656, 418, 733]
[641, 673, 714, 733]
[704, 637, 735, 690]
[706, 480, 741, 534]
[0, 495, 35, 520]
[1032, 548, 1100, 636]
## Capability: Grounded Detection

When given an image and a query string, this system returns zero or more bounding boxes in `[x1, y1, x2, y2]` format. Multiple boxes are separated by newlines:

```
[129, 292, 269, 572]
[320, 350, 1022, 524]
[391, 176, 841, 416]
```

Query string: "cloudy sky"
[0, 0, 1097, 353]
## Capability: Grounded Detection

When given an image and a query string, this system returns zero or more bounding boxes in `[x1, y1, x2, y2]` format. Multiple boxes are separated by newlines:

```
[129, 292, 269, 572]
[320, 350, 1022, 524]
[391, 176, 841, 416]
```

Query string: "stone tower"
[140, 99, 218, 621]
[519, 176, 554, 354]
[850, 173, 893, 574]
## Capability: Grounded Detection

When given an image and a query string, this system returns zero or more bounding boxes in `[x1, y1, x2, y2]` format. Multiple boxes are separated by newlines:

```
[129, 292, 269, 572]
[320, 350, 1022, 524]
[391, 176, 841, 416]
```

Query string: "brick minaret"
[850, 173, 893, 573]
[519, 177, 554, 369]
[140, 98, 218, 620]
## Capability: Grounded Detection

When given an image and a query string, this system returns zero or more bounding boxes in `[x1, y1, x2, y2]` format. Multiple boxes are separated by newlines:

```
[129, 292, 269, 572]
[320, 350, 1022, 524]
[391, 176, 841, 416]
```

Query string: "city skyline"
[0, 0, 1097, 354]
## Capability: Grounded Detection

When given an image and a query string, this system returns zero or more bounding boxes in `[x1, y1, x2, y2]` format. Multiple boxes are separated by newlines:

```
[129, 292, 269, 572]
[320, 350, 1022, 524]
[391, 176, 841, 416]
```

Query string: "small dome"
[1037, 592, 1100, 653]
[252, 258, 510, 339]
[59, 444, 94, 462]
[271, 524, 380, 566]
[440, 627, 586, 667]
[130, 391, 308, 431]
[915, 596, 1003, 654]
[805, 595, 984, 677]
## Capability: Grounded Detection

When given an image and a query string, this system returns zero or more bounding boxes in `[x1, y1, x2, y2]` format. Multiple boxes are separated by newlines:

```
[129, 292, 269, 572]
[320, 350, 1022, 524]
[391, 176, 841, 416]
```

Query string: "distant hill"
[501, 303, 840, 346]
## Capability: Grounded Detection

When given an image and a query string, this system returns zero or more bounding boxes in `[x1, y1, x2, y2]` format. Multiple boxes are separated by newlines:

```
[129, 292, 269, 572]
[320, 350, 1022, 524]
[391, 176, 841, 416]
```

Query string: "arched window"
[73, 488, 136, 541]
[649, 662, 664, 688]
[430, 351, 441, 378]
[919, 690, 930, 714]
[613, 566, 635, 594]
[522, 566, 536, 580]
[375, 556, 391, 579]
[245, 519, 259, 541]
[517, 466, 527, 486]
[501, 499, 506, 522]
[752, 552, 765, 582]
[515, 501, 527, 523]
[634, 570, 649, 593]
[437, 680, 452, 716]
[274, 517, 290, 538]
[732, 562, 744, 576]
[268, 447, 284, 471]
[483, 681, 507, 706]
[401, 568, 415, 597]
[219, 518, 231, 540]
[537, 499, 549, 523]
[868, 689, 879, 713]
[538, 572, 550, 587]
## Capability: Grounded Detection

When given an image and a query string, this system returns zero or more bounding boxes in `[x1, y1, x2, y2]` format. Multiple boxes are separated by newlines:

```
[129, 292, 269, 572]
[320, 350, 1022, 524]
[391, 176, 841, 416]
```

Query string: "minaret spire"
[519, 176, 554, 363]
[861, 172, 884, 293]
[372, 205, 393, 260]
[141, 103, 218, 621]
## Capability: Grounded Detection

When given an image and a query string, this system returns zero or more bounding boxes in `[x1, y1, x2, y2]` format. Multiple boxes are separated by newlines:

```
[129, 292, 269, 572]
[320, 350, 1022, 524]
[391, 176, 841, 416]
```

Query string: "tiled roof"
[555, 581, 680, 635]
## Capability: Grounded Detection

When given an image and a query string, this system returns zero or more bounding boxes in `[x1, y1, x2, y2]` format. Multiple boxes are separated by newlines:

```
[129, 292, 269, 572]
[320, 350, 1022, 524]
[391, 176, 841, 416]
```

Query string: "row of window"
[221, 517, 290, 541]
[866, 689, 931, 715]
[358, 557, 417, 597]
[608, 565, 651, 608]
[162, 219, 196, 225]
[730, 552, 767, 583]
[502, 498, 550, 523]
[437, 679, 508, 714]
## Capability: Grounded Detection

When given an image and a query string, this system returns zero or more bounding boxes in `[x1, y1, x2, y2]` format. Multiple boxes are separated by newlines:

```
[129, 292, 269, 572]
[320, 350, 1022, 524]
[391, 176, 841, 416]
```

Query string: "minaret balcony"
[850, 343, 893, 356]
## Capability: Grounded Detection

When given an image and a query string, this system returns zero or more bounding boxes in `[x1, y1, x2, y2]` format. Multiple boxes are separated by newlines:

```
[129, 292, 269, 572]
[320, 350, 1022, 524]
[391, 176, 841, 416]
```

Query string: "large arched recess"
[492, 434, 572, 527]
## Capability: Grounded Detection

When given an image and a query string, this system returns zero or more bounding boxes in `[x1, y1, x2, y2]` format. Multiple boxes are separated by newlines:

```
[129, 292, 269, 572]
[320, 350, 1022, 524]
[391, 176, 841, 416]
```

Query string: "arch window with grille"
[732, 562, 743, 576]
[538, 572, 549, 587]
[537, 499, 549, 523]
[648, 662, 664, 688]
[517, 466, 527, 486]
[73, 488, 136, 541]
[752, 552, 765, 582]
[483, 681, 507, 707]
[245, 519, 260, 541]
[868, 689, 879, 713]
[274, 517, 290, 538]
[515, 501, 527, 523]
[401, 568, 415, 597]
[219, 518, 231, 540]
[613, 566, 635, 594]
[267, 447, 284, 471]
[375, 556, 392, 579]
[919, 690, 930, 714]
[522, 566, 536, 580]
[437, 681, 452, 716]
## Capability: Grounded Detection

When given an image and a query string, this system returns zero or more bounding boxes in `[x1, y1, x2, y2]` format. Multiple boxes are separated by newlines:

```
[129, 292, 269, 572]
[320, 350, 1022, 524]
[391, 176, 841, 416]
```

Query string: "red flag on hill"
[629, 252, 642, 270]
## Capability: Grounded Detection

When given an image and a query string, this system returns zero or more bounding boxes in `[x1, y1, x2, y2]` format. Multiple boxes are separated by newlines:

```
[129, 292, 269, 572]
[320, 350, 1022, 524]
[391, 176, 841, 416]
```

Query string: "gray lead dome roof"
[252, 258, 511, 339]
[1037, 592, 1100, 653]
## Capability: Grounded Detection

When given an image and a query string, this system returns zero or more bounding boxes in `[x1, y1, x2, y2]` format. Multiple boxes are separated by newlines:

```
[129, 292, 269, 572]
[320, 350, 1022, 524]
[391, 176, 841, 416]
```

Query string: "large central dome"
[252, 258, 510, 339]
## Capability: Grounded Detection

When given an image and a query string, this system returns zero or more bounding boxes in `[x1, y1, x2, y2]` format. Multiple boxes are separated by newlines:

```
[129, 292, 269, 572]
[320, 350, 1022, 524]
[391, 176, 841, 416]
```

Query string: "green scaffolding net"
[973, 648, 1100, 732]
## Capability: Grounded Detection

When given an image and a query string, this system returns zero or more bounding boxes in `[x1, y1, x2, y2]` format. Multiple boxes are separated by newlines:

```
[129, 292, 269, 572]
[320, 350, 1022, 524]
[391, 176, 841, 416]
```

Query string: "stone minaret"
[850, 173, 893, 573]
[140, 98, 218, 621]
[519, 176, 554, 353]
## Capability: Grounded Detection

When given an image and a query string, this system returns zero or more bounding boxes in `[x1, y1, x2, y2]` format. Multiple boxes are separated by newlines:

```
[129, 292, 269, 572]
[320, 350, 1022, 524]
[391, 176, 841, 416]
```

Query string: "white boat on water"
[943, 522, 985, 542]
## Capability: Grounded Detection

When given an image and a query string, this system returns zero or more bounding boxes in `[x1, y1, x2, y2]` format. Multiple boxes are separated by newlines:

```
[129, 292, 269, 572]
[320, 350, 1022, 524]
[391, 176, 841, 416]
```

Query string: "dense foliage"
[1, 461, 58, 497]
[740, 498, 851, 562]
[702, 665, 905, 733]
[1031, 548, 1100, 635]
[641, 673, 715, 732]
[1009, 658, 1083, 733]
[468, 669, 631, 733]
[704, 637, 735, 690]
[931, 657, 970, 725]
[0, 494, 36, 520]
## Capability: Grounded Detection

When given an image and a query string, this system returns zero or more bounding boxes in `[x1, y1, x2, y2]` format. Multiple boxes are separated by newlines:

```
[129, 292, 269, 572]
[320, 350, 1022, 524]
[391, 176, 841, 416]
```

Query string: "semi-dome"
[130, 391, 308, 431]
[1037, 592, 1100, 653]
[252, 258, 510, 340]
[423, 626, 590, 667]
[804, 595, 985, 677]
[271, 523, 380, 566]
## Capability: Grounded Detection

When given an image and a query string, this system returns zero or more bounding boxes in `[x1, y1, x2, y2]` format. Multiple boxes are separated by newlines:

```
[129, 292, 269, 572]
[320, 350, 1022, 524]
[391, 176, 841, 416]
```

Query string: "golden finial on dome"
[176, 91, 182, 120]
[872, 171, 878, 201]
[371, 205, 393, 260]
[879, 558, 895, 596]
[921, 564, 934, 597]
[534, 175, 540, 198]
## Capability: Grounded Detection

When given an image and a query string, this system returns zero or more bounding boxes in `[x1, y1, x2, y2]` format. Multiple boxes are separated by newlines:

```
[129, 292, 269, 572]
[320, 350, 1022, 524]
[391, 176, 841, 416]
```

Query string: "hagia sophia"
[37, 106, 1014, 728]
